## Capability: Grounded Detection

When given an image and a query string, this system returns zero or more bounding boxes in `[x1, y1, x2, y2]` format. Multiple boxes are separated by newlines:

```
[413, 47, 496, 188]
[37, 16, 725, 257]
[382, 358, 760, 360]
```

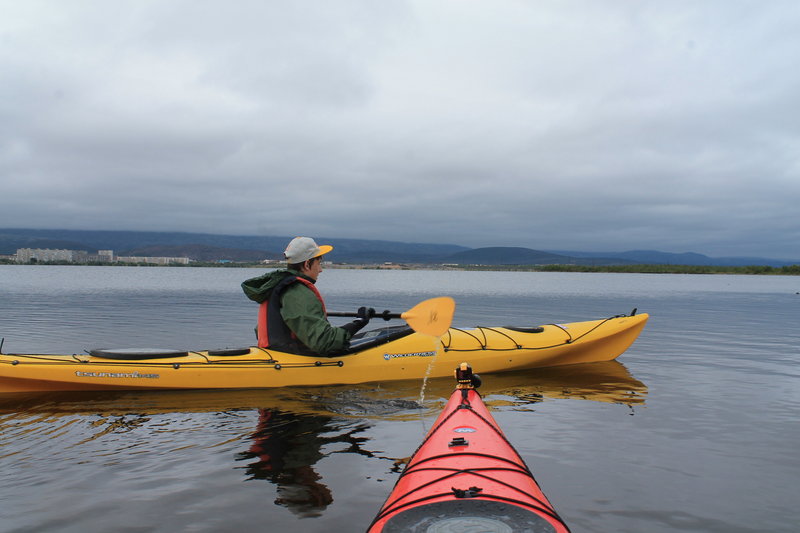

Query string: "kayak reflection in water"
[238, 409, 374, 517]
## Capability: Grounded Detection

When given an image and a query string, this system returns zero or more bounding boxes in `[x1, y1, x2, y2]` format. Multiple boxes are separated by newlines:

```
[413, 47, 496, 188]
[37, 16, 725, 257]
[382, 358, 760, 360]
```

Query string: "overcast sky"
[1, 1, 798, 259]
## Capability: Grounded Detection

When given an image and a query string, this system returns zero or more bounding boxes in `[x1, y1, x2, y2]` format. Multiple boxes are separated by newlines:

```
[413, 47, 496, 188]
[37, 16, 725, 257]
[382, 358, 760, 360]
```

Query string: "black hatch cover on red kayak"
[381, 500, 557, 533]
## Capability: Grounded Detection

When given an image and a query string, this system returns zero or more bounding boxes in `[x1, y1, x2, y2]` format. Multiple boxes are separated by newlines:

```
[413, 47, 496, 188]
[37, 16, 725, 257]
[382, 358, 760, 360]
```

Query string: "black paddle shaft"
[327, 309, 398, 321]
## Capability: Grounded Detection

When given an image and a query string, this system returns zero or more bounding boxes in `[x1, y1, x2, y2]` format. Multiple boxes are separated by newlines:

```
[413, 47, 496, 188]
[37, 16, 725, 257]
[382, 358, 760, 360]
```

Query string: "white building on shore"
[15, 248, 189, 265]
[16, 248, 77, 263]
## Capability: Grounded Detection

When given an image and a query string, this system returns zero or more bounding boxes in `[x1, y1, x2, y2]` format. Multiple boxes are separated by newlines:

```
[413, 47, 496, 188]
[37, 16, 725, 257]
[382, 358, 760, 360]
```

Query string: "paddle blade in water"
[401, 297, 455, 337]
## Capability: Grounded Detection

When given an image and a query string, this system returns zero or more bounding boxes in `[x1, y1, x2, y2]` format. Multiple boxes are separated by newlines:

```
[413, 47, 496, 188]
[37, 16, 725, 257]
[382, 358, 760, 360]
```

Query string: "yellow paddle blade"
[401, 297, 455, 337]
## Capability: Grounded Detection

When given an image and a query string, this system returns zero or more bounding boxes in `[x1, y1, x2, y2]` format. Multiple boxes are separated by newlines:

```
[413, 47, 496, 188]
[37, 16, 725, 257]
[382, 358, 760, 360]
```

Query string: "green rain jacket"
[241, 269, 351, 355]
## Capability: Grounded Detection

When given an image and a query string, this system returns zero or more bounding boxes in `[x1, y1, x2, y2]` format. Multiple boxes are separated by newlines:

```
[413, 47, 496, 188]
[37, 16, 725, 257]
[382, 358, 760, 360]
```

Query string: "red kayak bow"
[367, 363, 571, 532]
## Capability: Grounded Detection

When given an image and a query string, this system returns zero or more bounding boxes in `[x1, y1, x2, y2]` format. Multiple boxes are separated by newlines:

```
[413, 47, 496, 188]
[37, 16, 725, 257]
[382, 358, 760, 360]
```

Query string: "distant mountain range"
[442, 247, 636, 266]
[0, 228, 470, 264]
[546, 249, 800, 267]
[1, 228, 797, 267]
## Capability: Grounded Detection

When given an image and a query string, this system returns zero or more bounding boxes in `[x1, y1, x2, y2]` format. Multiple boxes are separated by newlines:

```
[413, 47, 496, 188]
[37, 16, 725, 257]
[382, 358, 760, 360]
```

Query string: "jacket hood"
[241, 269, 298, 303]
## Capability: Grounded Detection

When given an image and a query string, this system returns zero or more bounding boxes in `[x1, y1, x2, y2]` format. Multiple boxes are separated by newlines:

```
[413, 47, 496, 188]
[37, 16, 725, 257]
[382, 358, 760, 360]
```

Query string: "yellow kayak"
[0, 360, 647, 416]
[0, 311, 647, 393]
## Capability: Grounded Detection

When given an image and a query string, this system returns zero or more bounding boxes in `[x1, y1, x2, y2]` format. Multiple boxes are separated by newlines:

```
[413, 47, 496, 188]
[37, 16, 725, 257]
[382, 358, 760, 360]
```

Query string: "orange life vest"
[257, 275, 326, 352]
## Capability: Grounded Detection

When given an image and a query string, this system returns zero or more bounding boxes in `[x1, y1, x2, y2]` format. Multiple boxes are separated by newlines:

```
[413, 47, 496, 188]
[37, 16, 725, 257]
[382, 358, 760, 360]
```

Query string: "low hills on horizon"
[1, 228, 797, 267]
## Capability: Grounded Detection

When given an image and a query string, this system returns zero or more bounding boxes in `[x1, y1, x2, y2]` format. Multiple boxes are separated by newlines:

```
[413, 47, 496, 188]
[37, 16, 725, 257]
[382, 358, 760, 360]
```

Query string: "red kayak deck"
[368, 384, 570, 532]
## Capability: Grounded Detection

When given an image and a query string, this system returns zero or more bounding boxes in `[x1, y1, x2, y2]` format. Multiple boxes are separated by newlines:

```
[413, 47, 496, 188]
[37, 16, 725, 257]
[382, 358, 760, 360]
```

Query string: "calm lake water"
[1, 265, 798, 533]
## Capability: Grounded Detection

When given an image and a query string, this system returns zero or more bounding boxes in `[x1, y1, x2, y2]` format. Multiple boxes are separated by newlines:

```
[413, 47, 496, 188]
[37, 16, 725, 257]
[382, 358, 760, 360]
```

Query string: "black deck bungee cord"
[3, 351, 341, 369]
[441, 314, 621, 353]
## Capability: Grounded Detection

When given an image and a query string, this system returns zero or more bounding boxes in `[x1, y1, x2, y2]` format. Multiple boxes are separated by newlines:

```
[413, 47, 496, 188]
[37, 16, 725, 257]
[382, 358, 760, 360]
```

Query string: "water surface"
[1, 265, 798, 532]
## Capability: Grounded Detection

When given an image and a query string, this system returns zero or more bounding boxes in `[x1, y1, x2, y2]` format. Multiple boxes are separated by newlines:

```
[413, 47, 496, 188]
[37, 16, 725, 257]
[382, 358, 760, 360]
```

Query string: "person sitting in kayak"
[242, 236, 372, 356]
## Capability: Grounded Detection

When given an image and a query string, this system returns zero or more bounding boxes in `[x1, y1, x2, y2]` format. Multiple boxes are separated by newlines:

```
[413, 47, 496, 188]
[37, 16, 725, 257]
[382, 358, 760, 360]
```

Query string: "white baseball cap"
[284, 237, 333, 263]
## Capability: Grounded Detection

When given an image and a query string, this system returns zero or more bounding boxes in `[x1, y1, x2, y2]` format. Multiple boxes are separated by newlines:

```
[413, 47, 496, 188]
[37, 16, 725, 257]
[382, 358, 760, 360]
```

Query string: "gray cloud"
[1, 0, 799, 259]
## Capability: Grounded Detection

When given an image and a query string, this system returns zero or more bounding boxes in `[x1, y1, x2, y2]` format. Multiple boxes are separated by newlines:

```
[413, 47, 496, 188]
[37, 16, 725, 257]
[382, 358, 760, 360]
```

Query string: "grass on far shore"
[3, 258, 799, 275]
